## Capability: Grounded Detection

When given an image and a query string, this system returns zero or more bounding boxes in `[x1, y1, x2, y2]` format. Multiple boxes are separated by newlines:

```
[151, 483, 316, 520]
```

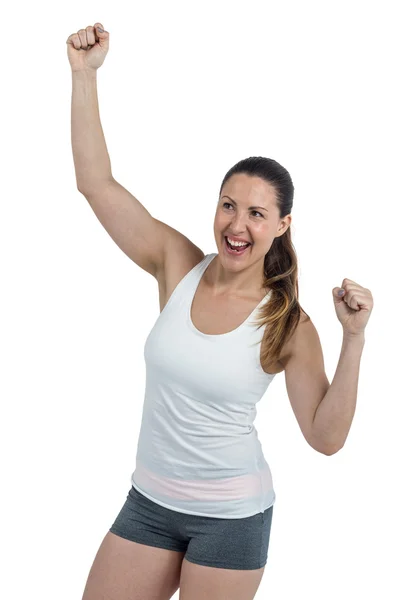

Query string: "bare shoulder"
[155, 222, 205, 312]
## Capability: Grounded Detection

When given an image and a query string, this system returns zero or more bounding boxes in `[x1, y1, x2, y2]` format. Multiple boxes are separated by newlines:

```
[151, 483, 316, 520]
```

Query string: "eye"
[222, 202, 264, 218]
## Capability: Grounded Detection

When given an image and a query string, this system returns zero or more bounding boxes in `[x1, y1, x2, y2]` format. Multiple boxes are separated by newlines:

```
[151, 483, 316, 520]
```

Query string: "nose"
[229, 212, 248, 233]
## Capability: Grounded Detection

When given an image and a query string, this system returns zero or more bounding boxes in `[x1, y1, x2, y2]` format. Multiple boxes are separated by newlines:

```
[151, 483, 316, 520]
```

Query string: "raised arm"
[68, 24, 194, 279]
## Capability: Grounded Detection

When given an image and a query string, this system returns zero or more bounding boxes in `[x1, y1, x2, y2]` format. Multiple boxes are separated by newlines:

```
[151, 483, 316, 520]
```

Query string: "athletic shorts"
[109, 484, 274, 570]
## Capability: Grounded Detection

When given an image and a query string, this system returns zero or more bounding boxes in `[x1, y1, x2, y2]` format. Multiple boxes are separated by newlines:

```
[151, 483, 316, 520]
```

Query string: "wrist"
[71, 68, 98, 78]
[342, 330, 365, 344]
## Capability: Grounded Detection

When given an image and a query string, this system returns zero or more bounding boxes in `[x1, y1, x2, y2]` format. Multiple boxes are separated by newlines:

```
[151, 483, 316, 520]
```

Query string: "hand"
[332, 279, 374, 337]
[66, 23, 109, 72]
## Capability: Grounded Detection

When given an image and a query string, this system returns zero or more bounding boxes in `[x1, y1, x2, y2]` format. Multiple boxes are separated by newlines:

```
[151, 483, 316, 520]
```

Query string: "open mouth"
[224, 236, 252, 255]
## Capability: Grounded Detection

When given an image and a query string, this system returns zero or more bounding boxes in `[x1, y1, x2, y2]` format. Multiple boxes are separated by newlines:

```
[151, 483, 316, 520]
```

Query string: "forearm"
[312, 333, 365, 453]
[71, 69, 113, 192]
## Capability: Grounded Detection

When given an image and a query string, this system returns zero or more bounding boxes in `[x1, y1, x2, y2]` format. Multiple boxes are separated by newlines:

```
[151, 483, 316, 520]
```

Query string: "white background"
[2, 1, 399, 598]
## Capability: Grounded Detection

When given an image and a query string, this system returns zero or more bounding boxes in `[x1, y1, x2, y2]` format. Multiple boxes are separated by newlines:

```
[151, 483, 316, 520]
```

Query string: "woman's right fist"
[66, 23, 110, 72]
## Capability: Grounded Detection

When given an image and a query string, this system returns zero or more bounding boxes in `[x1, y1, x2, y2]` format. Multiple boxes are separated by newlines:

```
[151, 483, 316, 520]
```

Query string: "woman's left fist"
[333, 279, 374, 336]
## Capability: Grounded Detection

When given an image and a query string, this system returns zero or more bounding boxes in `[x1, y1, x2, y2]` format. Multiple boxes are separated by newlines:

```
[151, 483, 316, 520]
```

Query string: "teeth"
[227, 237, 249, 247]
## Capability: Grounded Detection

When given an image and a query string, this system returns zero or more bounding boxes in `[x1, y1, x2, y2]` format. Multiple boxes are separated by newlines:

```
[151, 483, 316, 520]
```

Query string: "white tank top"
[131, 252, 277, 518]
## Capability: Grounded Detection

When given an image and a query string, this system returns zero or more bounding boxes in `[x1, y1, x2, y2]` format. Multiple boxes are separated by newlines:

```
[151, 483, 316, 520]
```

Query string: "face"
[214, 173, 291, 269]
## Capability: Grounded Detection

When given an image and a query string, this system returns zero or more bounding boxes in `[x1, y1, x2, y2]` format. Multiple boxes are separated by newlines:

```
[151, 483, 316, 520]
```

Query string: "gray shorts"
[109, 485, 274, 570]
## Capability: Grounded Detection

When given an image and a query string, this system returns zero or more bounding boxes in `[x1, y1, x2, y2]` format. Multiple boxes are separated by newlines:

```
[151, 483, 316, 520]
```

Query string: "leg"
[178, 558, 265, 600]
[81, 531, 185, 600]
[178, 505, 274, 599]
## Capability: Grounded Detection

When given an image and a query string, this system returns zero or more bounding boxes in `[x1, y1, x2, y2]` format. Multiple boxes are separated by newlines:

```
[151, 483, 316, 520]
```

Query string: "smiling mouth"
[224, 236, 252, 254]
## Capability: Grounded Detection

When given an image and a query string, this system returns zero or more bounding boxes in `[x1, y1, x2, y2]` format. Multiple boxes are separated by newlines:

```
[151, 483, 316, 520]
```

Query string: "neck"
[206, 253, 267, 299]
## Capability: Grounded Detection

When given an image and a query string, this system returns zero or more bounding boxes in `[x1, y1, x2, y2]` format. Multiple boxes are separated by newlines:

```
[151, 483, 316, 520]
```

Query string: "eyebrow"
[221, 195, 268, 212]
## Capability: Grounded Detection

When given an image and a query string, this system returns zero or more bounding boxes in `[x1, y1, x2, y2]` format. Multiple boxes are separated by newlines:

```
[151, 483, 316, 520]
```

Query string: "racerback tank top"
[131, 252, 277, 518]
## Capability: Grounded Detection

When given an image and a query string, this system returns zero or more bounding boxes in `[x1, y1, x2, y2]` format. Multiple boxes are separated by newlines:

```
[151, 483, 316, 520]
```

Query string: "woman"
[67, 23, 374, 600]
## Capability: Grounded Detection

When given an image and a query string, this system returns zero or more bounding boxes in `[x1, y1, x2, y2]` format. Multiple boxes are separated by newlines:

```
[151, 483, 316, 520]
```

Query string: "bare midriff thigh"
[81, 531, 185, 600]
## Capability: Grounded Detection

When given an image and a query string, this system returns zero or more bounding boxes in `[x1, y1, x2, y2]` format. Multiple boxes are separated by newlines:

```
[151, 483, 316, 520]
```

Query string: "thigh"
[81, 531, 185, 600]
[82, 486, 188, 600]
[109, 486, 188, 554]
[178, 506, 274, 600]
[184, 505, 274, 571]
[179, 557, 265, 600]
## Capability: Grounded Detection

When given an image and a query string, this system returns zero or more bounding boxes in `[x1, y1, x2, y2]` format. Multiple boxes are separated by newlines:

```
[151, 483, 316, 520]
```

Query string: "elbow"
[309, 437, 342, 456]
[317, 444, 342, 456]
[309, 426, 343, 456]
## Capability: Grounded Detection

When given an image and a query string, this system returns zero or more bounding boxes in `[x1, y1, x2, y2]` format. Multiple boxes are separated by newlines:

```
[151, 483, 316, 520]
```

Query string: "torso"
[156, 245, 286, 375]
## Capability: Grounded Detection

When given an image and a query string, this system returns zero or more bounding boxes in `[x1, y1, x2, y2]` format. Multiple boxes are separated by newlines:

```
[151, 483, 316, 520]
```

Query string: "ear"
[277, 214, 292, 236]
[283, 214, 292, 231]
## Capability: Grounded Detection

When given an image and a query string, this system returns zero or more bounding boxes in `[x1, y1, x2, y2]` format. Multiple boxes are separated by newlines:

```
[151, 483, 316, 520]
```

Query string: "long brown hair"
[219, 156, 310, 370]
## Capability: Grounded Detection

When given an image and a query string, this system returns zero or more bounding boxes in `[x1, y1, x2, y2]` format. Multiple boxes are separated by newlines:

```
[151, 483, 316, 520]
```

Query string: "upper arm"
[280, 313, 330, 452]
[81, 178, 179, 278]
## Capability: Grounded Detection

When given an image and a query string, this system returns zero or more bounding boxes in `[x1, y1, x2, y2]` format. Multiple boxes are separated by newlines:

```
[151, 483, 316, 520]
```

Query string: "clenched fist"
[66, 23, 110, 72]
